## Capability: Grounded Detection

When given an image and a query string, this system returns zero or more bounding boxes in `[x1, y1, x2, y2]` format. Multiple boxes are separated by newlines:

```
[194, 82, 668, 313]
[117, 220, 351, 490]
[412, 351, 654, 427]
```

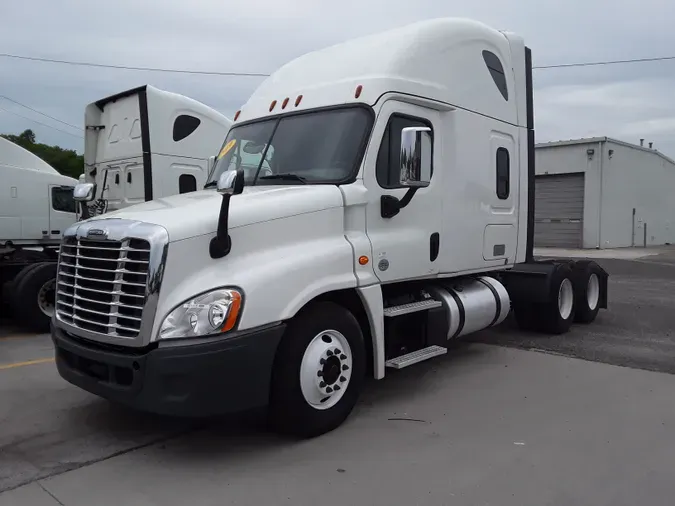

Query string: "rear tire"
[572, 260, 603, 323]
[536, 263, 576, 334]
[11, 262, 58, 333]
[268, 301, 366, 438]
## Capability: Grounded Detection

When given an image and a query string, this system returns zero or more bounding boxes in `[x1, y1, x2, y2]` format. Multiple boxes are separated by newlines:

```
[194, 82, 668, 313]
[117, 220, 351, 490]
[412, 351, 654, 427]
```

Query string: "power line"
[4, 50, 675, 75]
[534, 55, 675, 69]
[0, 95, 80, 130]
[0, 107, 83, 139]
[0, 53, 270, 77]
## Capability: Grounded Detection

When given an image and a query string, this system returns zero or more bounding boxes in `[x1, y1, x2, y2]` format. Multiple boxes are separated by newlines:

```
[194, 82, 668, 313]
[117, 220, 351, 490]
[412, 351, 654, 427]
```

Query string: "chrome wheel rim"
[299, 330, 352, 410]
[558, 278, 574, 320]
[37, 278, 56, 317]
[587, 273, 600, 311]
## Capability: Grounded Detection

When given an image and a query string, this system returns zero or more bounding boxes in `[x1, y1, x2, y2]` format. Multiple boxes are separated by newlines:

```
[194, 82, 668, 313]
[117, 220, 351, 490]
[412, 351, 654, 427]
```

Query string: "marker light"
[295, 95, 303, 107]
[355, 85, 363, 98]
[359, 256, 369, 265]
[269, 100, 277, 112]
[282, 97, 289, 109]
[234, 110, 241, 121]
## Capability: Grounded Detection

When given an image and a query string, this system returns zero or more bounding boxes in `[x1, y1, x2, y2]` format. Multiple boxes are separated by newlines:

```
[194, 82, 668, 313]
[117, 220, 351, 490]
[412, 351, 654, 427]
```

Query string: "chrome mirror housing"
[399, 126, 432, 188]
[73, 182, 96, 202]
[217, 169, 245, 196]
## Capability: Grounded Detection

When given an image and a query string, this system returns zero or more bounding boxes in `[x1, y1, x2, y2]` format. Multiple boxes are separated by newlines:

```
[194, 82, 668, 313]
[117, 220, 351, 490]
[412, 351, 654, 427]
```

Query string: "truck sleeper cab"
[52, 18, 608, 438]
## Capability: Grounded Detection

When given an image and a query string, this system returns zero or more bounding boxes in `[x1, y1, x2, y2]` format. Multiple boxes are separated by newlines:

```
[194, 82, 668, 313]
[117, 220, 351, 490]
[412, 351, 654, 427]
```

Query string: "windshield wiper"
[203, 181, 218, 188]
[258, 173, 307, 184]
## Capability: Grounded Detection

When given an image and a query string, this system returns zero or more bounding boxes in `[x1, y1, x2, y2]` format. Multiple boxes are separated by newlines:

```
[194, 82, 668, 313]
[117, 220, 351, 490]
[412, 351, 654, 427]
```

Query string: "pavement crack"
[39, 482, 66, 506]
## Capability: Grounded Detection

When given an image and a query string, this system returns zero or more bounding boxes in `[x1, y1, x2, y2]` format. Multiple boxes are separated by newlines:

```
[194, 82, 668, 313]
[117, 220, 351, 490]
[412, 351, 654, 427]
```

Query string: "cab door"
[363, 100, 443, 283]
[48, 185, 76, 239]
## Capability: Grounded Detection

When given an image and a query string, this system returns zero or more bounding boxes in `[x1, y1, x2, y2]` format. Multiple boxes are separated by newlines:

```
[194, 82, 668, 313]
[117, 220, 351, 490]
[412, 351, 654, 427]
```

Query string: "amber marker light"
[220, 291, 242, 333]
[358, 255, 369, 265]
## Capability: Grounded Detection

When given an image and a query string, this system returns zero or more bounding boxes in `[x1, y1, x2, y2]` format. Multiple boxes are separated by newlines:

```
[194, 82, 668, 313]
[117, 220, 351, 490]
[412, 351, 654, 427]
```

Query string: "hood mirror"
[210, 168, 245, 260]
[73, 182, 96, 202]
[216, 169, 245, 196]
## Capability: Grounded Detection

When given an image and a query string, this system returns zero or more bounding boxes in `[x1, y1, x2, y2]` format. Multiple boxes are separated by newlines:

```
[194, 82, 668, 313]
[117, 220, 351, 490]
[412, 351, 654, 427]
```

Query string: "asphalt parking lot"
[2, 247, 675, 505]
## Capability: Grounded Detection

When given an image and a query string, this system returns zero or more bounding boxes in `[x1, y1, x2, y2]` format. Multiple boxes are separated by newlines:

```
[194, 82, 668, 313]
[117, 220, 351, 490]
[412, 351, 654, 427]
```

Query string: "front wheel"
[268, 301, 366, 438]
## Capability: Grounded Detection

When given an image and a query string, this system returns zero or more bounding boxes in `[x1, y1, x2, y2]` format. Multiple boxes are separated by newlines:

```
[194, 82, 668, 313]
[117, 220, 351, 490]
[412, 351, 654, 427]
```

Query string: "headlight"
[159, 288, 242, 340]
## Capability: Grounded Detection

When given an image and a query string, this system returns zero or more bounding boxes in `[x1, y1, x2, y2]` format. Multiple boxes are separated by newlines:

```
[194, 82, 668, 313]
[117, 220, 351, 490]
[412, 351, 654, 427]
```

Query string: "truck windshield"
[207, 106, 373, 187]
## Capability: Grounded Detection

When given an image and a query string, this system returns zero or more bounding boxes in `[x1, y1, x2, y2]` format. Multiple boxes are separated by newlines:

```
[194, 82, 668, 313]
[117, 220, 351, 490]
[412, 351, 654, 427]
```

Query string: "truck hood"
[88, 185, 345, 242]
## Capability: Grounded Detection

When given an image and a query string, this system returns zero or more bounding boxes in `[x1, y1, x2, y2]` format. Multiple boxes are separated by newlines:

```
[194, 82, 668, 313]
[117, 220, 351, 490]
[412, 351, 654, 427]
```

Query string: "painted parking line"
[0, 357, 54, 371]
[0, 334, 46, 342]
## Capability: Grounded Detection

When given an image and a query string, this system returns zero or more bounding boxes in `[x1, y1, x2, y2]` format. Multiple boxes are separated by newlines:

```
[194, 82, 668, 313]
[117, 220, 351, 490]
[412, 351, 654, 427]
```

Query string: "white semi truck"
[53, 18, 608, 438]
[2, 86, 232, 332]
[79, 84, 232, 219]
[0, 136, 77, 327]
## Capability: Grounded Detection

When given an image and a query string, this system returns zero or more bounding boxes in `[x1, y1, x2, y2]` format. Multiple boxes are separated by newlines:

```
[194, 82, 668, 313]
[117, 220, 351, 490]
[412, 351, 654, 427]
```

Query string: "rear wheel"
[268, 301, 366, 438]
[11, 262, 58, 333]
[572, 260, 603, 323]
[537, 263, 576, 334]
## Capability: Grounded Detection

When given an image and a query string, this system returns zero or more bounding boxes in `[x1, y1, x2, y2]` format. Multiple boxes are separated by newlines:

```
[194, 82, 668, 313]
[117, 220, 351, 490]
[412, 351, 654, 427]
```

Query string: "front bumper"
[52, 323, 285, 417]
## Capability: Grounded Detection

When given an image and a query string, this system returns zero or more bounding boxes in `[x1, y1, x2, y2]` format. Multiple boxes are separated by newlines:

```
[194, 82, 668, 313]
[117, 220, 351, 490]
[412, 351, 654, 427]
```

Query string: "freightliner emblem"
[87, 228, 108, 239]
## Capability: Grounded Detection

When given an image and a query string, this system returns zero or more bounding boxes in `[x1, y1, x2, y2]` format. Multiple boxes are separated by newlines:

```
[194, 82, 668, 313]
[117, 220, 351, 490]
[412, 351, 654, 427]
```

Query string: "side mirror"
[73, 182, 96, 202]
[210, 169, 245, 259]
[399, 126, 432, 188]
[217, 169, 245, 196]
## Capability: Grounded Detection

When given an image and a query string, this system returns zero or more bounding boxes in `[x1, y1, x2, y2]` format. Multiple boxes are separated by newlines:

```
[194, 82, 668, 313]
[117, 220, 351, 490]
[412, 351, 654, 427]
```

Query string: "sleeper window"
[496, 147, 510, 199]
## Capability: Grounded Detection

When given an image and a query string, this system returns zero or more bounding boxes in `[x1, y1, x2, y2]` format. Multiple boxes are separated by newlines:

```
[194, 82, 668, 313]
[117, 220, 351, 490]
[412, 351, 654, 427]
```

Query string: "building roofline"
[535, 136, 675, 166]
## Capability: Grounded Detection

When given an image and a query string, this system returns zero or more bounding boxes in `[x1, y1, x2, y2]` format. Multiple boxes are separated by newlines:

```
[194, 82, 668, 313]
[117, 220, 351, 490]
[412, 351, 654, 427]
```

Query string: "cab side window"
[376, 115, 433, 189]
[51, 186, 76, 213]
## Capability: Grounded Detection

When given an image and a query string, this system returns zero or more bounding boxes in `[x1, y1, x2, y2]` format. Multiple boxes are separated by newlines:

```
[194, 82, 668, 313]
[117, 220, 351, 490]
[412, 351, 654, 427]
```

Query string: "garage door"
[534, 173, 584, 248]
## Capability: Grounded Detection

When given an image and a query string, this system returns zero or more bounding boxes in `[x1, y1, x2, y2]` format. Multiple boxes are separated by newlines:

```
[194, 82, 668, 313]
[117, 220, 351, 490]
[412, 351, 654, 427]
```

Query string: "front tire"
[268, 301, 366, 438]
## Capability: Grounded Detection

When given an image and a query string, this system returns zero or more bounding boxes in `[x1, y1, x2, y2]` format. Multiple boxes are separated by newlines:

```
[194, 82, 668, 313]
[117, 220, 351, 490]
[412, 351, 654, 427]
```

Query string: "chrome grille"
[56, 236, 151, 338]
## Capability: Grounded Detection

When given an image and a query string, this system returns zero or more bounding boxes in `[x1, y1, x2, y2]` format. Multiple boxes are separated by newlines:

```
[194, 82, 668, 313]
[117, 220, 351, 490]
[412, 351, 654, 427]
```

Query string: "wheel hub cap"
[38, 279, 56, 317]
[558, 278, 574, 320]
[300, 330, 353, 410]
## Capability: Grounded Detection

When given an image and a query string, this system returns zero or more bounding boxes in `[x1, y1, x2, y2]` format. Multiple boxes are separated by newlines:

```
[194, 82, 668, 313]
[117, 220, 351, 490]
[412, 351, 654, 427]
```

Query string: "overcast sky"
[2, 0, 674, 158]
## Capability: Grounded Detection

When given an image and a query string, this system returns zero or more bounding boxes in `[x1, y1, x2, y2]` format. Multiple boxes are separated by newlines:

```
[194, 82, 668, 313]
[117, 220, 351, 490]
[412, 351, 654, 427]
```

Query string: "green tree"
[1, 129, 83, 179]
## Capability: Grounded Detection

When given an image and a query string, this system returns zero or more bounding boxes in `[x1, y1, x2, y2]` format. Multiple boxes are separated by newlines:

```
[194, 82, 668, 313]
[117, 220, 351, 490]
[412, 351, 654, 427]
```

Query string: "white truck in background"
[0, 136, 77, 327]
[79, 85, 232, 219]
[2, 86, 232, 331]
[56, 18, 609, 438]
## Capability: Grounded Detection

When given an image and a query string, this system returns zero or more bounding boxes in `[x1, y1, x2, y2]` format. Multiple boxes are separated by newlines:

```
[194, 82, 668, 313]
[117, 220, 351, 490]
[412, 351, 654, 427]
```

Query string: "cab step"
[385, 345, 447, 369]
[383, 299, 442, 317]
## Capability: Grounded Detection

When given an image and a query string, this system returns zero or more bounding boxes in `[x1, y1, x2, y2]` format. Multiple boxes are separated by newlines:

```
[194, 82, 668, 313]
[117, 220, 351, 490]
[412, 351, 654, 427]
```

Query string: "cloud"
[2, 0, 675, 159]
